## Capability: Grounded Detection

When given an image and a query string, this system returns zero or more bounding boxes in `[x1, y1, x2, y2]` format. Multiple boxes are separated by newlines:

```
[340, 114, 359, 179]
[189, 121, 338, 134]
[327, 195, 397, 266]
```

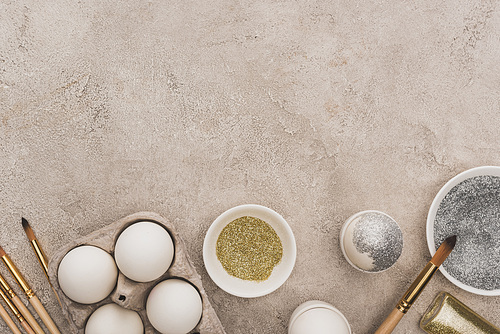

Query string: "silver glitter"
[352, 212, 404, 272]
[434, 175, 500, 290]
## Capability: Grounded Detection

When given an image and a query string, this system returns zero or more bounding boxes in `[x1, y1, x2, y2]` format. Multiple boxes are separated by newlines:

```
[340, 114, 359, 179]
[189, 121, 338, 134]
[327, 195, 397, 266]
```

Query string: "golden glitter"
[420, 292, 500, 334]
[216, 216, 283, 281]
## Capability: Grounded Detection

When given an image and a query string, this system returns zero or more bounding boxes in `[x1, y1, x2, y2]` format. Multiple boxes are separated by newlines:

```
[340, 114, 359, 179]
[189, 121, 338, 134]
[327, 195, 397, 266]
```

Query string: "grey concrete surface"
[1, 0, 499, 333]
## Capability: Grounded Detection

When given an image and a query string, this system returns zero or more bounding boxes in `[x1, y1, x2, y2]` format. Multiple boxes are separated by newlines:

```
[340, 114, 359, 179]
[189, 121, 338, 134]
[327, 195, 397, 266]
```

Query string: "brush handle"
[29, 296, 60, 334]
[49, 286, 63, 310]
[11, 296, 45, 334]
[0, 302, 22, 334]
[374, 308, 404, 334]
[21, 320, 36, 334]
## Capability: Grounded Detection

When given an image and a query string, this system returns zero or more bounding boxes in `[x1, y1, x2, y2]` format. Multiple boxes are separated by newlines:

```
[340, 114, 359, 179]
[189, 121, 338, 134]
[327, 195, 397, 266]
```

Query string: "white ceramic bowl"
[203, 204, 296, 298]
[426, 166, 500, 296]
[288, 300, 351, 334]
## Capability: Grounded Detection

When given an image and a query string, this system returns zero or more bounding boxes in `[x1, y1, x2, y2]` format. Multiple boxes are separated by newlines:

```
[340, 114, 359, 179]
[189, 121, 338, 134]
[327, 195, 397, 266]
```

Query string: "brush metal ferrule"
[0, 274, 16, 298]
[1, 255, 33, 299]
[396, 262, 438, 314]
[0, 288, 21, 319]
[30, 240, 49, 276]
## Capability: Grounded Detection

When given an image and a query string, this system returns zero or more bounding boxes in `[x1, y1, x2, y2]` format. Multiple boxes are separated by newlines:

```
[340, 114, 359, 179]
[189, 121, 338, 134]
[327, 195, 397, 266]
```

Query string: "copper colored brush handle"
[11, 296, 45, 334]
[0, 302, 22, 334]
[21, 320, 36, 334]
[29, 296, 60, 334]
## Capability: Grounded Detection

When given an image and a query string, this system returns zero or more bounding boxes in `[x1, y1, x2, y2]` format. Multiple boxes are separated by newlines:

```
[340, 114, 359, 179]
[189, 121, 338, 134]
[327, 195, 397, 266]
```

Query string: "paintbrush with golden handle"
[21, 218, 63, 309]
[375, 235, 457, 334]
[0, 246, 60, 334]
[0, 272, 44, 334]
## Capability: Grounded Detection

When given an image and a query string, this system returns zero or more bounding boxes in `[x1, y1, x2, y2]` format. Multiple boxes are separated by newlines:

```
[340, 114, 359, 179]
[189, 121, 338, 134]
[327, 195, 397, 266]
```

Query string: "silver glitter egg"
[340, 210, 403, 273]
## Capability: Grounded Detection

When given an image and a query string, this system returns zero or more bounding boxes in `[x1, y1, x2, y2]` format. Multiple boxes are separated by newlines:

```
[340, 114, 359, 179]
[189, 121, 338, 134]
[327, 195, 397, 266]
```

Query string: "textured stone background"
[1, 0, 499, 333]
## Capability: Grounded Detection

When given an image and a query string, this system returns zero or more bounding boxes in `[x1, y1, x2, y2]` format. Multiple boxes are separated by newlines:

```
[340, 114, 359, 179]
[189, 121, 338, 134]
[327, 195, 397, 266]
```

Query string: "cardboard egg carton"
[48, 212, 226, 334]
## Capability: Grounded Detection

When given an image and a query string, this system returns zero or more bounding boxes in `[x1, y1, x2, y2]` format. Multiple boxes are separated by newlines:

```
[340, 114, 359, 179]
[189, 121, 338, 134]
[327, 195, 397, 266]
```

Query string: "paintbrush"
[0, 295, 22, 334]
[0, 286, 35, 334]
[21, 218, 63, 309]
[0, 245, 60, 334]
[0, 271, 44, 334]
[374, 235, 457, 334]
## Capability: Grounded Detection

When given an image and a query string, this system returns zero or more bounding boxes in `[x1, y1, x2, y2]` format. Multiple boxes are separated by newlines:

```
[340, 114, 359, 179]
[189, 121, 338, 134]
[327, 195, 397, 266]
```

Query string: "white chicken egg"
[85, 303, 143, 334]
[58, 245, 118, 304]
[146, 279, 202, 334]
[114, 222, 174, 282]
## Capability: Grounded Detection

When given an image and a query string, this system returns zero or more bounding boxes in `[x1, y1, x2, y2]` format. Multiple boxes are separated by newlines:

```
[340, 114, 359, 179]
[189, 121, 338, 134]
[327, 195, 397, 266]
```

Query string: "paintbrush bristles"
[431, 235, 457, 267]
[0, 245, 6, 257]
[22, 218, 36, 242]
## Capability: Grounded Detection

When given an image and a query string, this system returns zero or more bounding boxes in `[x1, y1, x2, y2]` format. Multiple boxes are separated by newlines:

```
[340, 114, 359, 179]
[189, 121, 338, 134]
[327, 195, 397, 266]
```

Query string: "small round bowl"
[203, 204, 296, 298]
[288, 300, 351, 334]
[427, 166, 500, 296]
[340, 210, 403, 273]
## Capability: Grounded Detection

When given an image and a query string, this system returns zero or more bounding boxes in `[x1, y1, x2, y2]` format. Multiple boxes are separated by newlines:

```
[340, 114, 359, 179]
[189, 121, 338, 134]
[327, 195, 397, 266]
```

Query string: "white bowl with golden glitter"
[203, 204, 296, 298]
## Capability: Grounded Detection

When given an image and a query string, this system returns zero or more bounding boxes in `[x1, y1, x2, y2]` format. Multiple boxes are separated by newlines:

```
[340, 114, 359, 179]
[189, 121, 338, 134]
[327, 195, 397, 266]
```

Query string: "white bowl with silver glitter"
[340, 210, 403, 273]
[427, 166, 500, 296]
[203, 204, 296, 298]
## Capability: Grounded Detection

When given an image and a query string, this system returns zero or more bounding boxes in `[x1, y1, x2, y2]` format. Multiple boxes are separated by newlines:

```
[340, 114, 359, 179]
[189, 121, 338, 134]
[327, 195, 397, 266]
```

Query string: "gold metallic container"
[420, 292, 500, 334]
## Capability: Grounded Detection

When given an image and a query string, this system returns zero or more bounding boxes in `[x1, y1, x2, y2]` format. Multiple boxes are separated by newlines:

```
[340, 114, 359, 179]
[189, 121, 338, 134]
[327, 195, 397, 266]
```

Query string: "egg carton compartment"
[48, 212, 226, 334]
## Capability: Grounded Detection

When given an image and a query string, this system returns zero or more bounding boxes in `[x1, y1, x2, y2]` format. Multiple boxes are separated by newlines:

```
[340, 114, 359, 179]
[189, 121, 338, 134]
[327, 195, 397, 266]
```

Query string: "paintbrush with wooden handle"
[0, 271, 44, 334]
[375, 235, 457, 334]
[0, 286, 36, 334]
[0, 246, 60, 334]
[21, 218, 63, 309]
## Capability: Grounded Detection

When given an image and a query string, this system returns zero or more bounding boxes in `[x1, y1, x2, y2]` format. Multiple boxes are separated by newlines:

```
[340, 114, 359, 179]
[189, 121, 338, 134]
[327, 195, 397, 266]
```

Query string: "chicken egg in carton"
[48, 212, 226, 334]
